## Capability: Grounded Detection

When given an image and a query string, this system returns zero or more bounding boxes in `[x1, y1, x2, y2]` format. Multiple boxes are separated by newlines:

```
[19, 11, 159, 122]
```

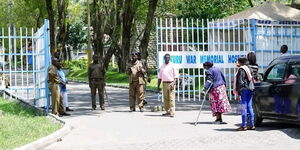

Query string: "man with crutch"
[195, 61, 231, 125]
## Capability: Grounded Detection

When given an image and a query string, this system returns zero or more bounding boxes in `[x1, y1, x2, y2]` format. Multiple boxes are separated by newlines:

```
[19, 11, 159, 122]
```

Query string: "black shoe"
[143, 100, 148, 105]
[139, 107, 144, 112]
[66, 107, 74, 111]
[162, 113, 171, 116]
[61, 112, 71, 116]
[92, 105, 96, 110]
[130, 107, 136, 112]
[100, 106, 105, 110]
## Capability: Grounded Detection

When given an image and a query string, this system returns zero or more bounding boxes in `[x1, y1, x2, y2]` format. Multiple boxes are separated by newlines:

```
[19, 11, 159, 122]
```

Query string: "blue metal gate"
[0, 19, 50, 110]
[156, 18, 300, 102]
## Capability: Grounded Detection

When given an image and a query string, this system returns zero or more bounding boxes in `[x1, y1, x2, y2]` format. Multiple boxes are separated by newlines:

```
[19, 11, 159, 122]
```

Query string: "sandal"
[248, 126, 256, 130]
[236, 126, 247, 131]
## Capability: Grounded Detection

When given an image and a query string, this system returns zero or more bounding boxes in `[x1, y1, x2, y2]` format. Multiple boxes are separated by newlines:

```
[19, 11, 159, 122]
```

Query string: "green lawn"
[64, 59, 204, 91]
[0, 98, 61, 149]
[67, 68, 159, 90]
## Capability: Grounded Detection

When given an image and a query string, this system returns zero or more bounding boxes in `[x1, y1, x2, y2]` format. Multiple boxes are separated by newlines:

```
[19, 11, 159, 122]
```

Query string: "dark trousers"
[90, 82, 105, 107]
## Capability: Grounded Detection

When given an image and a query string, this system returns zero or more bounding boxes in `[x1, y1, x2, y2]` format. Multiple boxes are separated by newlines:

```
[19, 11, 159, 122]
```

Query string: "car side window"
[266, 64, 286, 80]
[289, 64, 300, 78]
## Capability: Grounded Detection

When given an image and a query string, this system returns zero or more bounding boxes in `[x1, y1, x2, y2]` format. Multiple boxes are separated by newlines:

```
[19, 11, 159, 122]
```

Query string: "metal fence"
[0, 19, 50, 110]
[156, 18, 300, 102]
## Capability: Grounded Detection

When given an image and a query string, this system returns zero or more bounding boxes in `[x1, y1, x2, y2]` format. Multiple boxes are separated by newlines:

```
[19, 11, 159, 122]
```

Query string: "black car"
[253, 55, 300, 126]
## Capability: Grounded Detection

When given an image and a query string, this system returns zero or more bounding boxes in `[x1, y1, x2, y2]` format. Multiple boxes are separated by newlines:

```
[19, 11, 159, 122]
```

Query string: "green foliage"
[0, 0, 47, 28]
[63, 59, 88, 70]
[0, 98, 61, 149]
[176, 0, 250, 19]
[66, 22, 87, 51]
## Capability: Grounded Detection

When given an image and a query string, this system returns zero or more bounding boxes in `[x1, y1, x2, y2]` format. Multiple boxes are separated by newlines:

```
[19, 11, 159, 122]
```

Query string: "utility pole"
[87, 0, 92, 66]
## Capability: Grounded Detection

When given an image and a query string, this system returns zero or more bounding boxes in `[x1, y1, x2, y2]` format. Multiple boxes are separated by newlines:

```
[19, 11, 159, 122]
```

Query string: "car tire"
[253, 101, 263, 127]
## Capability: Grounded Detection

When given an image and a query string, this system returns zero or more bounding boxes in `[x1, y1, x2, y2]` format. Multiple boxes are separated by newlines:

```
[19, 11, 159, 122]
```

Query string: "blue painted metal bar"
[256, 33, 300, 37]
[0, 36, 40, 39]
[251, 19, 257, 52]
[0, 70, 46, 73]
[157, 27, 252, 30]
[0, 52, 45, 56]
[44, 19, 51, 113]
[256, 49, 300, 53]
[157, 42, 251, 45]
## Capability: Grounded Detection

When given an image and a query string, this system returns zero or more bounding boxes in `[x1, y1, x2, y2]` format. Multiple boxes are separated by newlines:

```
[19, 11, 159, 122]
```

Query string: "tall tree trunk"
[248, 0, 253, 7]
[119, 0, 135, 73]
[45, 0, 55, 55]
[292, 0, 300, 10]
[92, 0, 105, 57]
[139, 0, 158, 61]
[57, 0, 68, 60]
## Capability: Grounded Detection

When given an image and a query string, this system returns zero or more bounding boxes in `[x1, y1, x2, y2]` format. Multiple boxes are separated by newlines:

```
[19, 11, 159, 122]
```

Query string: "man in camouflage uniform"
[137, 52, 151, 105]
[48, 58, 70, 117]
[127, 52, 146, 112]
[88, 54, 105, 110]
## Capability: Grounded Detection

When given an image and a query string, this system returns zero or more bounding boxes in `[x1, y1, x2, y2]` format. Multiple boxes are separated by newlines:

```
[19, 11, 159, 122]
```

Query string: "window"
[267, 64, 286, 80]
[289, 64, 300, 78]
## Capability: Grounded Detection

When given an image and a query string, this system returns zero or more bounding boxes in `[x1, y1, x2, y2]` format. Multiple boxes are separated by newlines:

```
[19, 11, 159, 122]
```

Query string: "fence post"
[44, 19, 51, 113]
[251, 19, 257, 52]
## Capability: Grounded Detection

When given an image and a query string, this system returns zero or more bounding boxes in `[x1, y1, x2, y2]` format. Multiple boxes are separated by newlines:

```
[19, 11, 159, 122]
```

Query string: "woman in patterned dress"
[201, 62, 232, 123]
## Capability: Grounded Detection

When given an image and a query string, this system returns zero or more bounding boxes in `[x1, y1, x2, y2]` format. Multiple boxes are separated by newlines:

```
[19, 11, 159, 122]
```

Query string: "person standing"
[157, 53, 179, 117]
[201, 62, 231, 123]
[48, 58, 70, 117]
[234, 57, 255, 131]
[57, 62, 73, 111]
[137, 52, 150, 105]
[247, 52, 262, 82]
[88, 54, 105, 110]
[127, 52, 146, 112]
[280, 45, 289, 56]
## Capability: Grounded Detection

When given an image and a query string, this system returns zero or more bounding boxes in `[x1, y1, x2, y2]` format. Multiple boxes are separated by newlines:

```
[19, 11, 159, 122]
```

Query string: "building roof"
[224, 1, 300, 21]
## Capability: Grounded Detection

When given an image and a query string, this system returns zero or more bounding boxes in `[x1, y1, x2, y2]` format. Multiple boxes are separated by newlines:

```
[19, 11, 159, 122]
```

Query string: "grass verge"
[67, 68, 159, 90]
[0, 98, 61, 149]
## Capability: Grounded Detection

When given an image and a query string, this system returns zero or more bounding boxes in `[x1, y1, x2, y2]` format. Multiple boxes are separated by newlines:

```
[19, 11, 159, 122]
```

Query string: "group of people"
[199, 51, 260, 131]
[48, 52, 73, 117]
[48, 45, 291, 131]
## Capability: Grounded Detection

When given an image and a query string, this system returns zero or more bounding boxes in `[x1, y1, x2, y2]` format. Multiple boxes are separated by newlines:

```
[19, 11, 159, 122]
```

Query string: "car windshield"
[266, 63, 286, 80]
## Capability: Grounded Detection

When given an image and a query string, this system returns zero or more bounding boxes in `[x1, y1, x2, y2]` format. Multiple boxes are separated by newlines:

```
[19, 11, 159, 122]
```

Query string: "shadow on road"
[255, 121, 300, 139]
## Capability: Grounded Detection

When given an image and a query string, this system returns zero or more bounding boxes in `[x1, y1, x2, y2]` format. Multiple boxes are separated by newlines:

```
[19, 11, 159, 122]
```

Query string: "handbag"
[236, 102, 246, 115]
[249, 79, 255, 91]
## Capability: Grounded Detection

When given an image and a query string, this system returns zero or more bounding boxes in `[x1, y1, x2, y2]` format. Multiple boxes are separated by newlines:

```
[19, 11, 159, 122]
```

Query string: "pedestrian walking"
[137, 52, 150, 105]
[57, 62, 73, 111]
[88, 54, 105, 110]
[157, 53, 179, 117]
[234, 57, 255, 131]
[200, 62, 231, 123]
[247, 52, 262, 82]
[127, 52, 146, 112]
[48, 58, 70, 117]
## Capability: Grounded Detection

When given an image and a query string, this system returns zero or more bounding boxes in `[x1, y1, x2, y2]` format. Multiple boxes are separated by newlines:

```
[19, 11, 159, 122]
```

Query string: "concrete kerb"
[14, 114, 72, 150]
[2, 91, 72, 150]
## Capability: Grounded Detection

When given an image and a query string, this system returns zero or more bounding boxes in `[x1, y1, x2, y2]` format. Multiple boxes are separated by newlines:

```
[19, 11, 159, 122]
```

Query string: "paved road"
[45, 82, 300, 150]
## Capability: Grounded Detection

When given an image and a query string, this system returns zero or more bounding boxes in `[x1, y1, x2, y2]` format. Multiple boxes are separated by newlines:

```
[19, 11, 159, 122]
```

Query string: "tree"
[292, 0, 300, 9]
[57, 0, 69, 60]
[45, 0, 56, 55]
[139, 0, 159, 60]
